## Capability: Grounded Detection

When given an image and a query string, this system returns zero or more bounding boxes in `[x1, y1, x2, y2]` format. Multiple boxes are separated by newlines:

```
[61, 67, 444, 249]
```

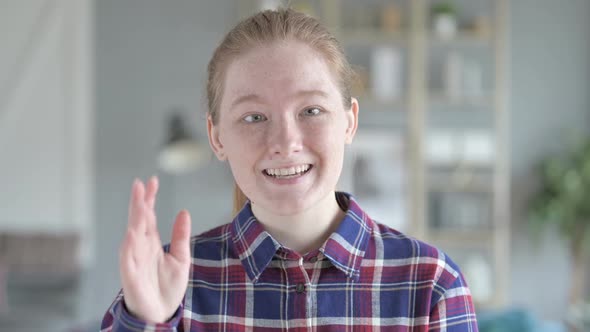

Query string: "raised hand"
[119, 176, 192, 323]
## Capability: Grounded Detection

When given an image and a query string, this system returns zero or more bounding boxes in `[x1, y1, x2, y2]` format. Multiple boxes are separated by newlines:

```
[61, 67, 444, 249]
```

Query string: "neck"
[252, 191, 345, 254]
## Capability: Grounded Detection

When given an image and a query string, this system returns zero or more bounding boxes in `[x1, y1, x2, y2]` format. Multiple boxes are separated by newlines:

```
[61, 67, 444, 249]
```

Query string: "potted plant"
[529, 138, 590, 315]
[431, 1, 458, 40]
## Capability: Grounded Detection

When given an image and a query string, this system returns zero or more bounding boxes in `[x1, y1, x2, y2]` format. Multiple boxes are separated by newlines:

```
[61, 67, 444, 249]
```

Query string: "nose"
[268, 116, 303, 157]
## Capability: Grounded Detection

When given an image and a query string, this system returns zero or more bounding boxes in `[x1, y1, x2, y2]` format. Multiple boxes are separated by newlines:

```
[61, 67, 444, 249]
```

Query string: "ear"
[207, 114, 227, 161]
[344, 97, 359, 144]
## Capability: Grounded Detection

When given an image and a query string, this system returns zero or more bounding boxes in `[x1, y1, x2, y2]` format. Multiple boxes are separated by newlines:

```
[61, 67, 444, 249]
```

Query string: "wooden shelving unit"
[237, 0, 510, 310]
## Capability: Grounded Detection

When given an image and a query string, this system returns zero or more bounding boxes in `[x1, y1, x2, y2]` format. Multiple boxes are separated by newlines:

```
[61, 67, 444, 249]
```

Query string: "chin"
[267, 195, 312, 216]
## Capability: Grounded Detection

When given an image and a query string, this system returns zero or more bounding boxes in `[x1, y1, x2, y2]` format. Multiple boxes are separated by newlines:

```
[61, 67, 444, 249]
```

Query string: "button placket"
[296, 283, 306, 293]
[296, 257, 310, 294]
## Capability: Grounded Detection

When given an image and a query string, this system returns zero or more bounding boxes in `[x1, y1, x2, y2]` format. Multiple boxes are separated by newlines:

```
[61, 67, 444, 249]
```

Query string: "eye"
[243, 113, 266, 123]
[303, 107, 322, 116]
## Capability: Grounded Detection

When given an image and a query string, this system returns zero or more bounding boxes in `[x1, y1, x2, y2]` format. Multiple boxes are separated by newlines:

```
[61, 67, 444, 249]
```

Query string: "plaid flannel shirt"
[101, 192, 478, 331]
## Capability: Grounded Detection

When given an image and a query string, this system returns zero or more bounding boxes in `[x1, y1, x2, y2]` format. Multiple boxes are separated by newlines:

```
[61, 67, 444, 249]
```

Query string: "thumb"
[169, 210, 191, 263]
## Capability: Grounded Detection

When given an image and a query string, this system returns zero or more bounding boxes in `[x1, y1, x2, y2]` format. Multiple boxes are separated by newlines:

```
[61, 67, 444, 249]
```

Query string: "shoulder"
[161, 223, 235, 261]
[367, 220, 463, 289]
[371, 222, 447, 259]
[188, 223, 235, 260]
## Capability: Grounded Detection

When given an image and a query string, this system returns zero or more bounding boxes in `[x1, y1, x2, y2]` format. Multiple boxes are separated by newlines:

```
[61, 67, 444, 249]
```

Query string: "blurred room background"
[0, 0, 589, 331]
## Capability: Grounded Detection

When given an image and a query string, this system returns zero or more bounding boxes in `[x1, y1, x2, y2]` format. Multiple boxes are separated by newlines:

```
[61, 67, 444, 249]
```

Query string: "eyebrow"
[230, 89, 330, 109]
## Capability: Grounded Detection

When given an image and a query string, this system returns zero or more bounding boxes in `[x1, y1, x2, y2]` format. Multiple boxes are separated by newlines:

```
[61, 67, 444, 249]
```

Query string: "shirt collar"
[230, 201, 281, 283]
[320, 192, 372, 281]
[230, 192, 373, 283]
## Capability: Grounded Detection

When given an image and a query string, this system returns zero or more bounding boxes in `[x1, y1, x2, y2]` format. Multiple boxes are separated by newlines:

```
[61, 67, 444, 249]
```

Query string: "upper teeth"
[266, 164, 310, 176]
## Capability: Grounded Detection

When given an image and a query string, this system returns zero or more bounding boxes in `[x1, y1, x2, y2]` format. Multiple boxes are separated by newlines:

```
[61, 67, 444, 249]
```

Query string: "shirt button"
[309, 256, 318, 263]
[296, 283, 306, 293]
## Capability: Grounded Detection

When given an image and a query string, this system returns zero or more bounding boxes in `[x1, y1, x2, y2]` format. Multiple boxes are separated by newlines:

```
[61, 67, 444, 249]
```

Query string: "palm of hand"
[119, 177, 192, 324]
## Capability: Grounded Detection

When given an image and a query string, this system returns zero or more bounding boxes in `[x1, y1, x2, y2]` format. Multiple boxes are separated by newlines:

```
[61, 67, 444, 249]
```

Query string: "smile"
[263, 164, 312, 179]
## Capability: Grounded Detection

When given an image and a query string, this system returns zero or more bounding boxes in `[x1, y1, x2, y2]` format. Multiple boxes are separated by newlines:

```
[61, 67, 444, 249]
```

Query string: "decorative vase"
[433, 13, 457, 40]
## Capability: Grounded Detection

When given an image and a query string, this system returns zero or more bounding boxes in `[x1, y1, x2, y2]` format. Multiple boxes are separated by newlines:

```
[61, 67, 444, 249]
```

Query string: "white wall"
[0, 0, 94, 241]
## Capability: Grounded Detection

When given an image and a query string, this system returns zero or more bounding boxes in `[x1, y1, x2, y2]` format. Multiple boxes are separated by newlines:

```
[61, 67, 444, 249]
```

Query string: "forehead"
[221, 41, 341, 105]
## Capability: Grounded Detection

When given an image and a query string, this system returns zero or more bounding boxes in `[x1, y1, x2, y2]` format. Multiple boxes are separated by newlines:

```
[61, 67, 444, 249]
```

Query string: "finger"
[169, 210, 192, 264]
[119, 230, 137, 272]
[145, 176, 159, 209]
[127, 179, 147, 233]
[144, 176, 160, 236]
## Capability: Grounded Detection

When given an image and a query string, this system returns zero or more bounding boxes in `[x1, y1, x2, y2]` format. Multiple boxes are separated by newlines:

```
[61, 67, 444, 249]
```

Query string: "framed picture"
[338, 130, 408, 231]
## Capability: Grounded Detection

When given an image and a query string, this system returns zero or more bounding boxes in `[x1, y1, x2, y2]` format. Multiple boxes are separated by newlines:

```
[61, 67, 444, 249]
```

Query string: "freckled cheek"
[305, 131, 345, 161]
[222, 125, 267, 150]
[223, 133, 263, 175]
[225, 125, 262, 141]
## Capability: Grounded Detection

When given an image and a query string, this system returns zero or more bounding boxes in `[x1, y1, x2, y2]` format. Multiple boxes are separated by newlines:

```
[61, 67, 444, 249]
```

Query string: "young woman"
[101, 8, 478, 332]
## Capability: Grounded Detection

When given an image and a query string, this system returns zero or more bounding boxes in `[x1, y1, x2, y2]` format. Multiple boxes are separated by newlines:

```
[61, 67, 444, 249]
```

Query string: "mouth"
[263, 164, 312, 179]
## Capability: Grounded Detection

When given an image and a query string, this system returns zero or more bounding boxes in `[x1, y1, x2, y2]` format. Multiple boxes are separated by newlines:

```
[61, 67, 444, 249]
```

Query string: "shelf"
[428, 30, 493, 48]
[427, 167, 494, 193]
[357, 108, 408, 129]
[426, 106, 495, 128]
[338, 29, 408, 46]
[358, 96, 408, 111]
[428, 181, 493, 194]
[427, 163, 495, 172]
[427, 229, 494, 248]
[428, 92, 494, 107]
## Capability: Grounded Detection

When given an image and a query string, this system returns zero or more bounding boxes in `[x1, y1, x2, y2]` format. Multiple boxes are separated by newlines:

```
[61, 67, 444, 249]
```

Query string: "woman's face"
[208, 41, 358, 216]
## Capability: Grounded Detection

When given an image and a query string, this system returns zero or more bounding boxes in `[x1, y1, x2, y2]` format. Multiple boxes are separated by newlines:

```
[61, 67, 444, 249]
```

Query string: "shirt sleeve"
[428, 272, 479, 332]
[100, 290, 184, 332]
